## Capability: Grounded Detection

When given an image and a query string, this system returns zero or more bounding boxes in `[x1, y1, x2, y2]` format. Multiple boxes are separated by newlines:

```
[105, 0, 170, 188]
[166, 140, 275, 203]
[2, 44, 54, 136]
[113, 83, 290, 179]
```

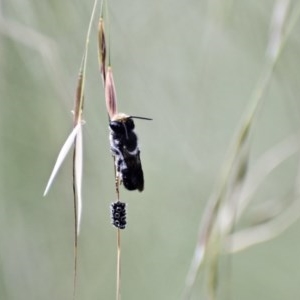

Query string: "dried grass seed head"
[105, 67, 118, 119]
[98, 18, 106, 82]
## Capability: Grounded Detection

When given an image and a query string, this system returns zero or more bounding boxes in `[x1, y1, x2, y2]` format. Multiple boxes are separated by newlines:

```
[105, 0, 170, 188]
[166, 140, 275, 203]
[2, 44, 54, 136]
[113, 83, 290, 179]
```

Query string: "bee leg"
[112, 156, 120, 200]
[115, 172, 121, 200]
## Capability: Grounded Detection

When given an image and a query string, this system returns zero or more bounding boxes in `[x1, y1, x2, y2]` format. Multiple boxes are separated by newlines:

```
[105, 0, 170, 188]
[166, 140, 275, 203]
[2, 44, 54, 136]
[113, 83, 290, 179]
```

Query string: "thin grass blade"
[43, 123, 81, 196]
[226, 197, 300, 253]
[236, 134, 300, 219]
[74, 124, 83, 236]
[267, 0, 290, 62]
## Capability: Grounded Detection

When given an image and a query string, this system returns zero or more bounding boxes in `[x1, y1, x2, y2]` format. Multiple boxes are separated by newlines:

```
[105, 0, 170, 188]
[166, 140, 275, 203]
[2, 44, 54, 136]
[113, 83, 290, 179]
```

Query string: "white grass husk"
[43, 123, 82, 197]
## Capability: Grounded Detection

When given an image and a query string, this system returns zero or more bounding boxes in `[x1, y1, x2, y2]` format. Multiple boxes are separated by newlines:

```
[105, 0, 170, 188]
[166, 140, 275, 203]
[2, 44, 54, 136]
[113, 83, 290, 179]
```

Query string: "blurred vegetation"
[1, 0, 300, 300]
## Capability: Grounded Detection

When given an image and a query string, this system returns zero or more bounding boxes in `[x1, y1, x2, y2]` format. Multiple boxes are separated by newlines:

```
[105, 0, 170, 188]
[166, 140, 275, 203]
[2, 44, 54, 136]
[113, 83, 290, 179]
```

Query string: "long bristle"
[130, 116, 153, 121]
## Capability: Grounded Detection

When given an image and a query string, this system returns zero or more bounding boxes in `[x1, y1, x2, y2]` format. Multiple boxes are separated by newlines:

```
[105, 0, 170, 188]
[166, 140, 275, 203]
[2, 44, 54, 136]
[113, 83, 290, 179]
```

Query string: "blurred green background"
[1, 0, 300, 299]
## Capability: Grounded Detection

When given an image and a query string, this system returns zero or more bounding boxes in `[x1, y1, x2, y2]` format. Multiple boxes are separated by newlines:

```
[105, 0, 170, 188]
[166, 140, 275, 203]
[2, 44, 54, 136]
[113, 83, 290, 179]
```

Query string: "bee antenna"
[130, 116, 153, 121]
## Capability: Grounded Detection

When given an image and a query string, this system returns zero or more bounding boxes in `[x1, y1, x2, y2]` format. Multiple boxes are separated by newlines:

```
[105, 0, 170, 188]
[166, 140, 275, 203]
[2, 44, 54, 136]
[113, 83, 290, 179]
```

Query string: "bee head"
[109, 113, 134, 136]
[109, 113, 152, 137]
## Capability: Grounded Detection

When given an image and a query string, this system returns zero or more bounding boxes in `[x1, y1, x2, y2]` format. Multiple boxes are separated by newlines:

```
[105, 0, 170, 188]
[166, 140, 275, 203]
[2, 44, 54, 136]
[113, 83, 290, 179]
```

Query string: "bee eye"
[109, 121, 125, 134]
[126, 119, 135, 131]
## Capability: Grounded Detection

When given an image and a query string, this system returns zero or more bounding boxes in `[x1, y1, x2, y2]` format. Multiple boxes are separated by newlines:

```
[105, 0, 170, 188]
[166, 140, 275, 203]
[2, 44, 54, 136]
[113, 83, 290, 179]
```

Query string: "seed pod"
[111, 201, 127, 229]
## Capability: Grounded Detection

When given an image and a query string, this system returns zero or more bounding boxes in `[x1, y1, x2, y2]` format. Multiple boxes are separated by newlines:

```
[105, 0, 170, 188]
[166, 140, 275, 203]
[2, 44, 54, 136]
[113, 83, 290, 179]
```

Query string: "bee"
[109, 113, 152, 192]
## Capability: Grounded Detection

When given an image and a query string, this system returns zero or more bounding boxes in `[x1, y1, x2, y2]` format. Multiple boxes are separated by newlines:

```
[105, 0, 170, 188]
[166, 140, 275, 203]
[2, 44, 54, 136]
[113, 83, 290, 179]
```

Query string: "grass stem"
[116, 228, 121, 300]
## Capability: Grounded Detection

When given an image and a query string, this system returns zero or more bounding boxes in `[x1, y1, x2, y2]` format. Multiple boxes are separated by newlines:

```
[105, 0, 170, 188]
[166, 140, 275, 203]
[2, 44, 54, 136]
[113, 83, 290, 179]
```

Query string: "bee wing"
[123, 151, 144, 192]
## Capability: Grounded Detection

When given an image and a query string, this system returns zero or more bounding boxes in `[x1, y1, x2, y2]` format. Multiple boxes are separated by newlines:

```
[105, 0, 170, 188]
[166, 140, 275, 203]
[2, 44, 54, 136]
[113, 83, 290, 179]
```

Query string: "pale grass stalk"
[0, 15, 56, 59]
[226, 135, 300, 253]
[226, 197, 300, 253]
[98, 3, 122, 300]
[0, 11, 71, 104]
[236, 134, 300, 219]
[74, 125, 83, 235]
[183, 1, 300, 299]
[44, 1, 99, 299]
[116, 229, 121, 300]
[71, 2, 99, 298]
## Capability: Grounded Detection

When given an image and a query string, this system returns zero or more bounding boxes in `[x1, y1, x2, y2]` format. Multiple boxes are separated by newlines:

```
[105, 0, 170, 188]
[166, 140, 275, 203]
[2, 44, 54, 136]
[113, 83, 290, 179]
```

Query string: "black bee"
[109, 113, 152, 192]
